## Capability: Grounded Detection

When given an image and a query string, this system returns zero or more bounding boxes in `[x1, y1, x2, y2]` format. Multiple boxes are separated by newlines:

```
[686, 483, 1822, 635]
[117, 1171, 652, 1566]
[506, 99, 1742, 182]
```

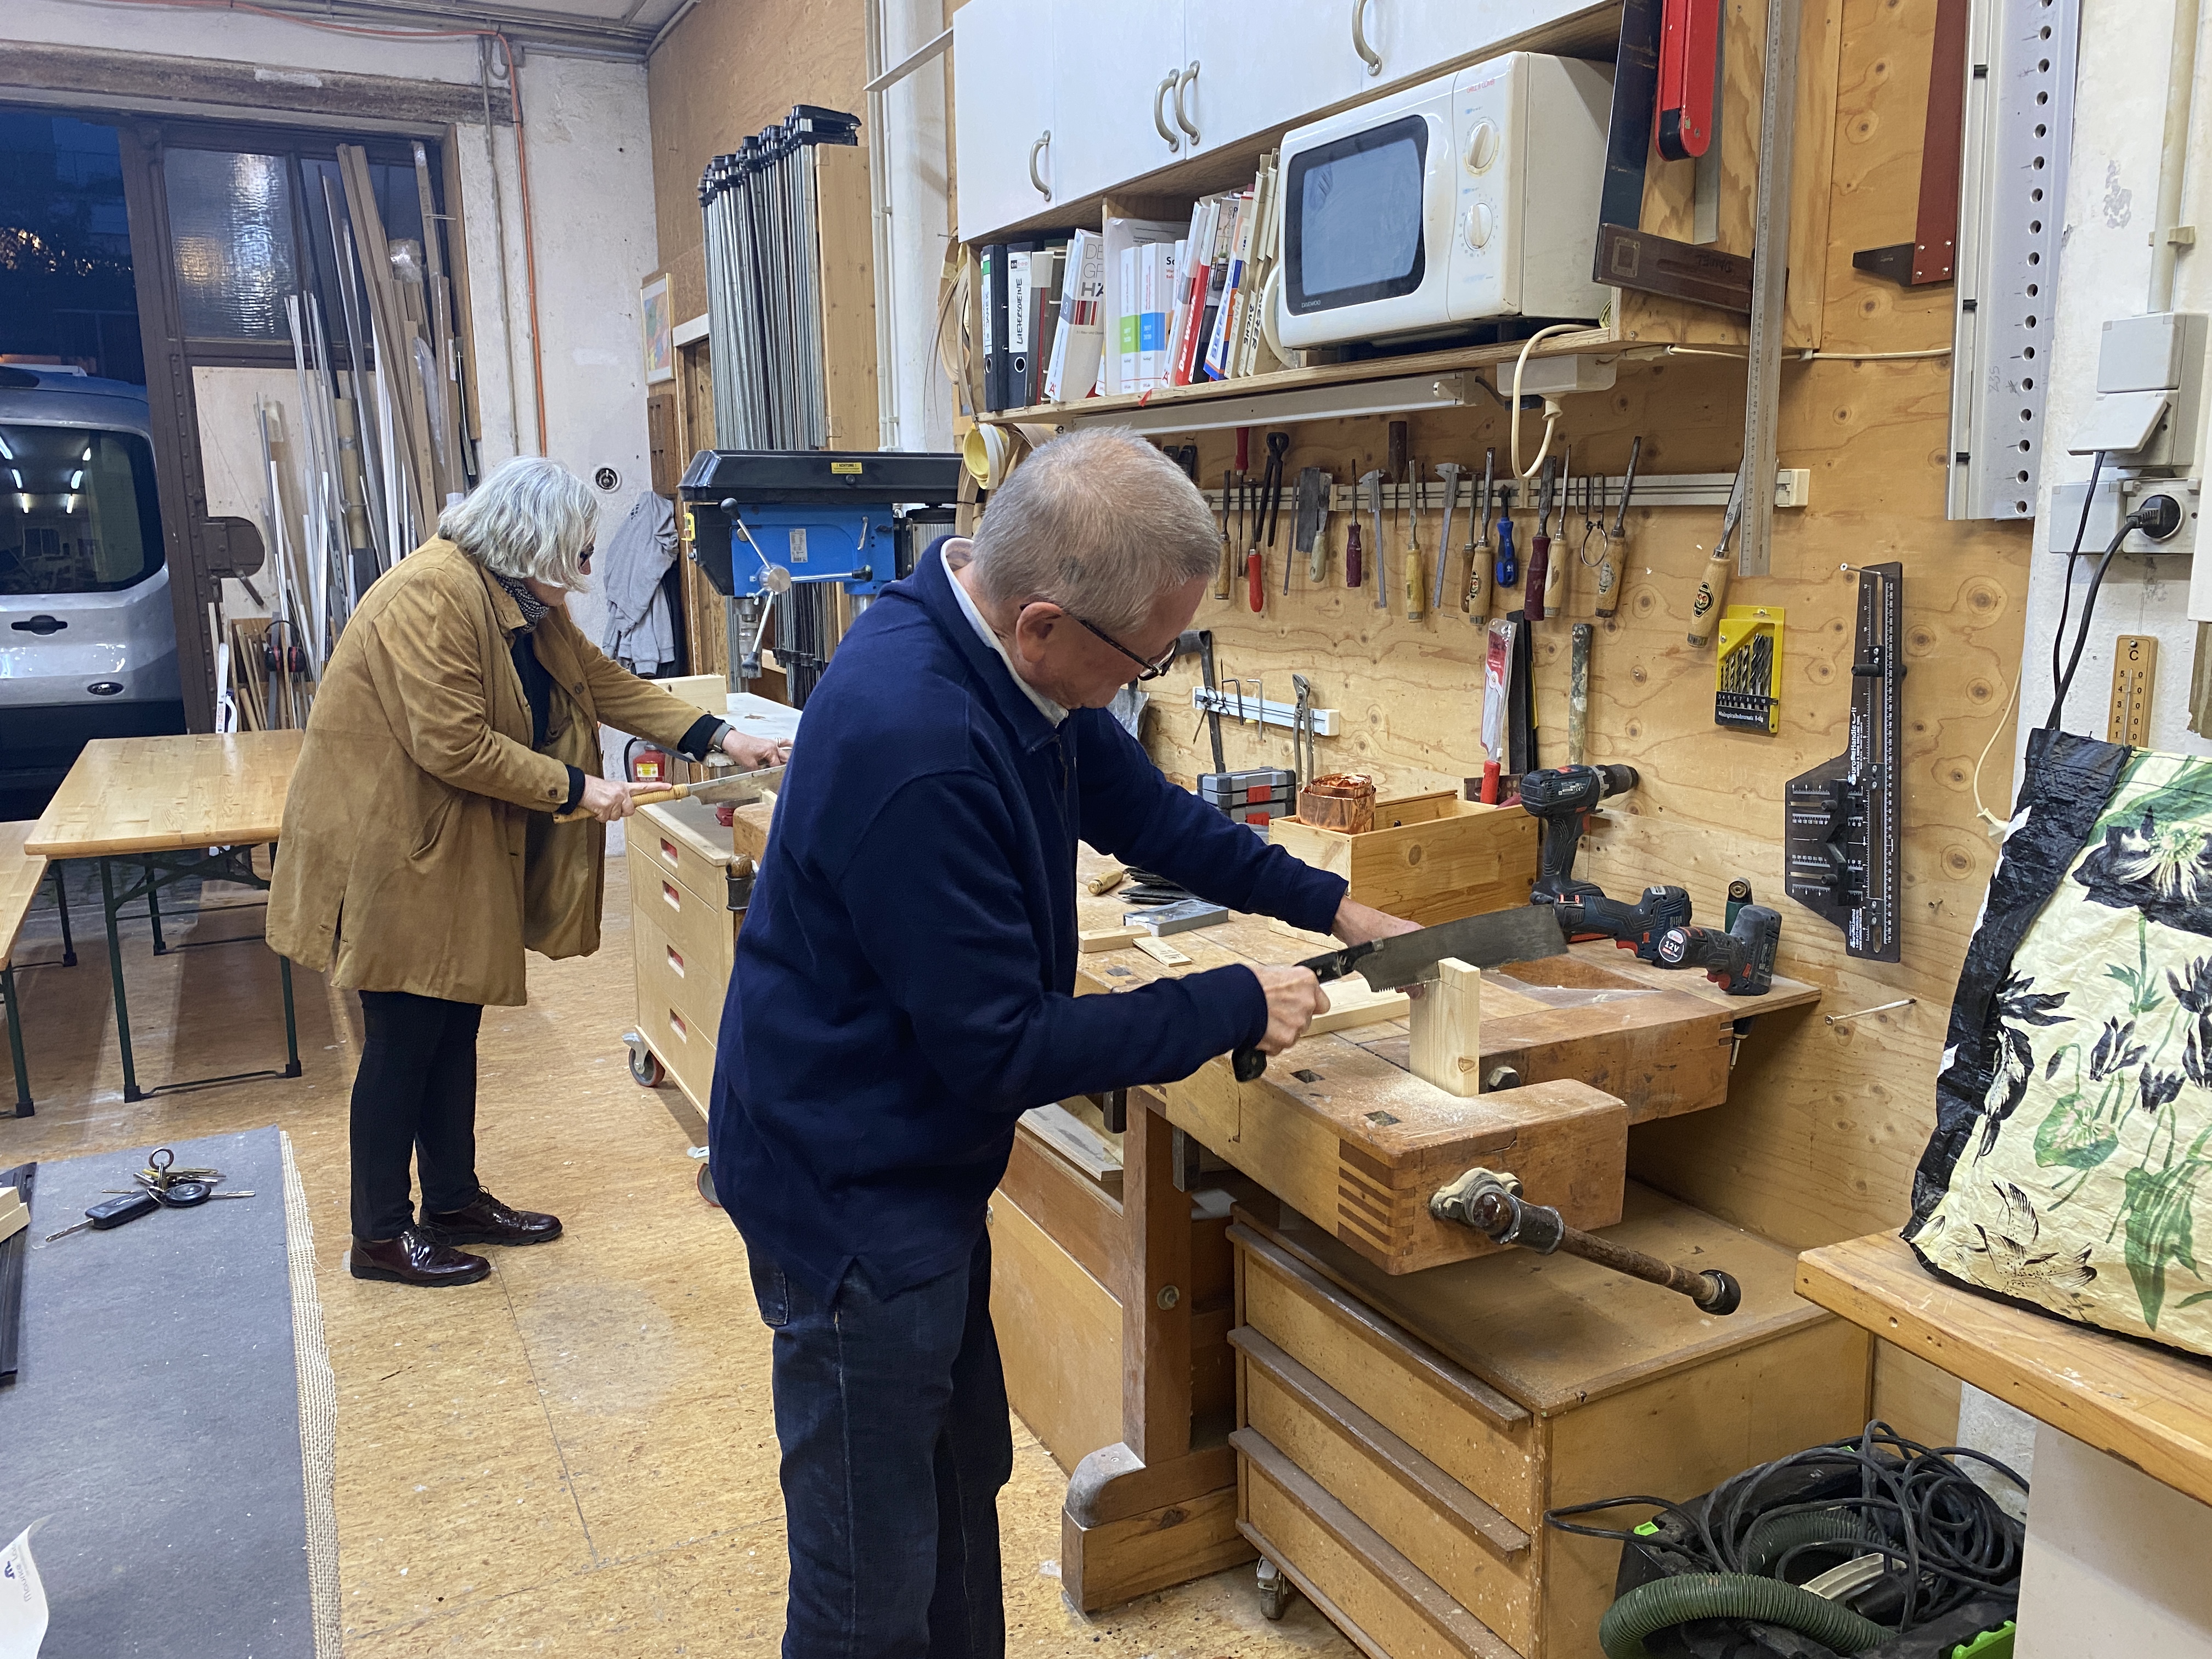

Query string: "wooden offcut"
[1406, 958, 1481, 1097]
[1269, 792, 1539, 928]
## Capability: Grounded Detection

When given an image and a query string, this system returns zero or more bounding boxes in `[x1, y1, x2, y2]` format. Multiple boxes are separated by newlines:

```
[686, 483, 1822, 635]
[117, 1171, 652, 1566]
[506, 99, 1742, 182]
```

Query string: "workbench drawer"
[636, 808, 730, 911]
[1234, 1225, 1539, 1531]
[633, 906, 729, 1052]
[628, 852, 737, 987]
[637, 972, 716, 1110]
[1237, 1429, 1521, 1659]
[1234, 1328, 1534, 1651]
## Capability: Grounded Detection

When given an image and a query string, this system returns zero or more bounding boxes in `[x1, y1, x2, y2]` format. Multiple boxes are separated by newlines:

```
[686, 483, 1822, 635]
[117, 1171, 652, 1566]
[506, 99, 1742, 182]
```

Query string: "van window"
[0, 426, 163, 594]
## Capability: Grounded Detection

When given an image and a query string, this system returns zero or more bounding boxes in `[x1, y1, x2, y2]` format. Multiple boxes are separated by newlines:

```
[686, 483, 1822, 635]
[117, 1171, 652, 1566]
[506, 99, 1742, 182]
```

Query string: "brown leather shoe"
[350, 1228, 492, 1286]
[419, 1188, 563, 1248]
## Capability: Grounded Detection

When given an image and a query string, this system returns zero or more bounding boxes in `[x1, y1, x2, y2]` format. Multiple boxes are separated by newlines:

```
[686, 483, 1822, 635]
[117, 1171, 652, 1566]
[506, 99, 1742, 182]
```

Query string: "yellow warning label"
[830, 461, 864, 475]
[682, 511, 695, 541]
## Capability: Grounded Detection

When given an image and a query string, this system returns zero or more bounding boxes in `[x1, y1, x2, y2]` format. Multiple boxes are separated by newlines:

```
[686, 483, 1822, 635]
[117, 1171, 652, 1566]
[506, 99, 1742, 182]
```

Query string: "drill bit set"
[1713, 605, 1784, 733]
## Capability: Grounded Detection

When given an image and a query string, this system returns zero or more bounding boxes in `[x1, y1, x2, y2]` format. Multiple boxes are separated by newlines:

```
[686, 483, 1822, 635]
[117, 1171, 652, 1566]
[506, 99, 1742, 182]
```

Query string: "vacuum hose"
[1598, 1573, 1893, 1659]
[1742, 1510, 1885, 1577]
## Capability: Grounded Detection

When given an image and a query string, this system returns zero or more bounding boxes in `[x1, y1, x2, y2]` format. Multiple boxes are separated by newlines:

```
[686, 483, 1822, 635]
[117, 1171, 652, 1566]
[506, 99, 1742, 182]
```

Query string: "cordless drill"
[1655, 904, 1783, 996]
[1553, 884, 1693, 962]
[1520, 764, 1640, 903]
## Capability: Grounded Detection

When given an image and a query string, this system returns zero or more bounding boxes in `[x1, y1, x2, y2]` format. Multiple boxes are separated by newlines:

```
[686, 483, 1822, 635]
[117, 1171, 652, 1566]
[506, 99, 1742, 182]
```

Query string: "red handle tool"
[1248, 549, 1264, 612]
[1524, 531, 1551, 623]
[1346, 523, 1363, 590]
[1656, 0, 1720, 160]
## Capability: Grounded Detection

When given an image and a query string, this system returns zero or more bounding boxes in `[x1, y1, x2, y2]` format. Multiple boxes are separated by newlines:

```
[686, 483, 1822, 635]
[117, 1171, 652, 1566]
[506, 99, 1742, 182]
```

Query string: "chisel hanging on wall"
[1685, 460, 1747, 650]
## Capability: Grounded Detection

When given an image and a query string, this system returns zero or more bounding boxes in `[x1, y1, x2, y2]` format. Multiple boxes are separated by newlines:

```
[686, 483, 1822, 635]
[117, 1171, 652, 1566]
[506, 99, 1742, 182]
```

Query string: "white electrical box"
[1489, 355, 1617, 399]
[2071, 311, 2207, 472]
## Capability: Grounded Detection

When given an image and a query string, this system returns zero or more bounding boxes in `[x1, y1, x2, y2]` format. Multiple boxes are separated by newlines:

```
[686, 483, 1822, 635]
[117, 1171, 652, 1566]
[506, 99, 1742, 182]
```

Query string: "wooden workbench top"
[26, 732, 304, 860]
[1075, 845, 1820, 1124]
[1797, 1231, 2212, 1509]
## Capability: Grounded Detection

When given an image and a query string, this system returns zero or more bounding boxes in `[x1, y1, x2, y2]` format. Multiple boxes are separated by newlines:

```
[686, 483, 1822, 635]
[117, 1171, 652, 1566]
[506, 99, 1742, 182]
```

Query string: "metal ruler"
[1737, 0, 1803, 578]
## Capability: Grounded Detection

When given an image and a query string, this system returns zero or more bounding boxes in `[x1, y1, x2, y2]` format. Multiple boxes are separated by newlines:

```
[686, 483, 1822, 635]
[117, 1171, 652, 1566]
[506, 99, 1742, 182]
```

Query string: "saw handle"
[1229, 946, 1365, 1083]
[554, 781, 685, 825]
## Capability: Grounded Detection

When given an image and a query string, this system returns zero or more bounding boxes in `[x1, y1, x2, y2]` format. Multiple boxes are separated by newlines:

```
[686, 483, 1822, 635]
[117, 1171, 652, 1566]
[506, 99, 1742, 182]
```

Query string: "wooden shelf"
[984, 326, 1618, 432]
[1797, 1231, 2212, 1509]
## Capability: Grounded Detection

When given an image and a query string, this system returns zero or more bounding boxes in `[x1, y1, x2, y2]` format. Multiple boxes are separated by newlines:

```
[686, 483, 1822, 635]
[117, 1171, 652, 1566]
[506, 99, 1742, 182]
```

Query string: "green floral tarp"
[1908, 729, 2212, 1358]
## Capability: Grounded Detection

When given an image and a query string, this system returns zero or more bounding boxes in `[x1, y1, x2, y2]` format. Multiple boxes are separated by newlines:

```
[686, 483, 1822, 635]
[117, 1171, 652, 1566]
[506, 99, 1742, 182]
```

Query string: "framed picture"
[641, 274, 674, 385]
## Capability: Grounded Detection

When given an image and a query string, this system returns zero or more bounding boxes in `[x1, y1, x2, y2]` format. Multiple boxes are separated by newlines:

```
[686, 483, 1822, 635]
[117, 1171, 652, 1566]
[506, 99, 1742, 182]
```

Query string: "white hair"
[969, 428, 1218, 634]
[438, 456, 598, 590]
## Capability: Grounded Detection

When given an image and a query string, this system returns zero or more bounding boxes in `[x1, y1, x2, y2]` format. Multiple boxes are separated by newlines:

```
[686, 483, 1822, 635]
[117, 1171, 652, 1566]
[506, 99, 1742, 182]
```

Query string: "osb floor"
[2, 857, 1353, 1657]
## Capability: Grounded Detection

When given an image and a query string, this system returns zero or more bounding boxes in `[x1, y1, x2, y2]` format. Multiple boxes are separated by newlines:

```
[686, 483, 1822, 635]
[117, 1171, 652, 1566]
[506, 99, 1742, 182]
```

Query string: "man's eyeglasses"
[1069, 612, 1180, 681]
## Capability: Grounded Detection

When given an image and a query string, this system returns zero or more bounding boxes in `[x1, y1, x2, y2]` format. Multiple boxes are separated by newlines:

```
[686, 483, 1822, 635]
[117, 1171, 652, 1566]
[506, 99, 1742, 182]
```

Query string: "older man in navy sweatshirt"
[709, 427, 1414, 1656]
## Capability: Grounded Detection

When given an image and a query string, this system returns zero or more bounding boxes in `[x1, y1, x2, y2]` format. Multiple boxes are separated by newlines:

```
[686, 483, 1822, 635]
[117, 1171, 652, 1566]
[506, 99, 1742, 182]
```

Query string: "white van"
[0, 365, 183, 797]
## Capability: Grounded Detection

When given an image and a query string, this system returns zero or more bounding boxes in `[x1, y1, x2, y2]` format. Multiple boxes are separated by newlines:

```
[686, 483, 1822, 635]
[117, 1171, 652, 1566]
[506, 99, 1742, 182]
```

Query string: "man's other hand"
[1331, 896, 1420, 945]
[1250, 964, 1329, 1054]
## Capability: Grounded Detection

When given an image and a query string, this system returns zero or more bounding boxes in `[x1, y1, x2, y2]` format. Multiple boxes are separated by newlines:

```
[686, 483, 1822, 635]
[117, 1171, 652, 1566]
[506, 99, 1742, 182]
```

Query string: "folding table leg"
[99, 859, 142, 1103]
[50, 864, 76, 968]
[2, 966, 30, 1118]
[278, 954, 302, 1079]
[144, 856, 168, 955]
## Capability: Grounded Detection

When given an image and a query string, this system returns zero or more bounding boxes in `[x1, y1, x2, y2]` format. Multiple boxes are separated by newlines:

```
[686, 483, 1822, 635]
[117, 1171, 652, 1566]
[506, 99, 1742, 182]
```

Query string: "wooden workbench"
[1797, 1230, 2212, 1509]
[26, 732, 303, 1101]
[1005, 847, 1821, 1613]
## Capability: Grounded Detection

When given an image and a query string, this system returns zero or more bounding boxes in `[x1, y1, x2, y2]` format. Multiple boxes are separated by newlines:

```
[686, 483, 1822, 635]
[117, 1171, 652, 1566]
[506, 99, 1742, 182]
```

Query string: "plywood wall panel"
[1130, 0, 2029, 1253]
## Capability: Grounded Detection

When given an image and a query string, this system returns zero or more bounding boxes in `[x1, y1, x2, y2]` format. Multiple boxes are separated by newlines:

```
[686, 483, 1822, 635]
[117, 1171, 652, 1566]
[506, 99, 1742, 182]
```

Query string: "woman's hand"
[1332, 896, 1421, 945]
[578, 775, 660, 822]
[721, 729, 793, 770]
[1249, 963, 1330, 1054]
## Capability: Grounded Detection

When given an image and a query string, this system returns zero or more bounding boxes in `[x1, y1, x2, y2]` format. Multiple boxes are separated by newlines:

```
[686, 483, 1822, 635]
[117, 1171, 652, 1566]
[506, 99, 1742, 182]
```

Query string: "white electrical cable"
[1507, 323, 1581, 479]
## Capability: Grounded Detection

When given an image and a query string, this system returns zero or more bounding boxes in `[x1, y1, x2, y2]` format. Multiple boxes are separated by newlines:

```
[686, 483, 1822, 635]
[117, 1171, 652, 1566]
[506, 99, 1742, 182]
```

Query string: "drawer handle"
[659, 837, 681, 868]
[1351, 0, 1382, 74]
[662, 879, 682, 911]
[1153, 72, 1182, 152]
[668, 1009, 687, 1041]
[1028, 129, 1051, 196]
[667, 945, 685, 977]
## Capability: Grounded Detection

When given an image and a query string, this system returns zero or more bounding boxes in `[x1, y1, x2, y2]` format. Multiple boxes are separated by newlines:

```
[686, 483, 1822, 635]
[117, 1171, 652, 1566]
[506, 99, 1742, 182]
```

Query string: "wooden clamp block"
[1080, 925, 1145, 953]
[1407, 958, 1481, 1098]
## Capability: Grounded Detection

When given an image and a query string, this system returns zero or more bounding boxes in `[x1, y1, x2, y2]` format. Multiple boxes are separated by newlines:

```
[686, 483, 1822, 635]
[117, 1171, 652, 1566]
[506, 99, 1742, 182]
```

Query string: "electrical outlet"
[2044, 477, 2199, 557]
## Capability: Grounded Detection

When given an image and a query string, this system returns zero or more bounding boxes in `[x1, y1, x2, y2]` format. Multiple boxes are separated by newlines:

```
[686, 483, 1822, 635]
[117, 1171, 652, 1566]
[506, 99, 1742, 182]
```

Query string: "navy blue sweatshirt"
[708, 541, 1347, 1302]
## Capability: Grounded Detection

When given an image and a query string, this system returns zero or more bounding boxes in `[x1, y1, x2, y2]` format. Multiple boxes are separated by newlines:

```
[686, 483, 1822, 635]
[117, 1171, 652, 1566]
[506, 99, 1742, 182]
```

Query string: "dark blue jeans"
[744, 1228, 1013, 1658]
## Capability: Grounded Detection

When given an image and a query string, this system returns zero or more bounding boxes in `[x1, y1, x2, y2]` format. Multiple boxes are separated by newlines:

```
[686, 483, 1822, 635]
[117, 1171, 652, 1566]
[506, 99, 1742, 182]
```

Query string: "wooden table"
[1797, 1229, 2212, 1509]
[1012, 849, 1823, 1612]
[26, 732, 303, 1102]
[0, 821, 77, 1119]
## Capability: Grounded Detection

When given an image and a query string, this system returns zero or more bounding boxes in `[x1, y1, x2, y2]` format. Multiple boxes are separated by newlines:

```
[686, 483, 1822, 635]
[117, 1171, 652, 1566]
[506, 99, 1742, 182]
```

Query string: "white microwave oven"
[1275, 52, 1613, 350]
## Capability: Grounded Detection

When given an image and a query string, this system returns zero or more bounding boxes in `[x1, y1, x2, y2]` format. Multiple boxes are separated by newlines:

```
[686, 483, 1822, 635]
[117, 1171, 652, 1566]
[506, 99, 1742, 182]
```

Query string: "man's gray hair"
[438, 456, 598, 590]
[968, 428, 1217, 634]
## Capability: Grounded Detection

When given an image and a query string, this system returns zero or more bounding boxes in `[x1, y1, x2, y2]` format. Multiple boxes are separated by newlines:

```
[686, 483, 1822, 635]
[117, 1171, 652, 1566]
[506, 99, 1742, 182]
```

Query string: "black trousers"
[350, 989, 484, 1239]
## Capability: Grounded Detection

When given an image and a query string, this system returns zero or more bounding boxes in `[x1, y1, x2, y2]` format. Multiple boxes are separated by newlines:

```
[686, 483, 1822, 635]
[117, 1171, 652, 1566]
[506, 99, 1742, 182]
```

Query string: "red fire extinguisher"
[624, 737, 673, 786]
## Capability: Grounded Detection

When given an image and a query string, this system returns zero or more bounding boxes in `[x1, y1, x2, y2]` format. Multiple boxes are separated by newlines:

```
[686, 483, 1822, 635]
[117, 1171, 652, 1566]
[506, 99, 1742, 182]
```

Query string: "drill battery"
[1200, 768, 1297, 827]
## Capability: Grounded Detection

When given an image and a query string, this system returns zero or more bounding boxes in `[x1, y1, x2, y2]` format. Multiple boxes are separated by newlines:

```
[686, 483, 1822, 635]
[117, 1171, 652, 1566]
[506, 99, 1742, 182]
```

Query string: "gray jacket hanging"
[597, 492, 678, 674]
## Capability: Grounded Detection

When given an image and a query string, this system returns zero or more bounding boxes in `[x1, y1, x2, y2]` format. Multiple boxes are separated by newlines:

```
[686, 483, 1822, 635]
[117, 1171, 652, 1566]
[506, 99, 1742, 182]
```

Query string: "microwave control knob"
[1463, 201, 1495, 251]
[1464, 120, 1501, 173]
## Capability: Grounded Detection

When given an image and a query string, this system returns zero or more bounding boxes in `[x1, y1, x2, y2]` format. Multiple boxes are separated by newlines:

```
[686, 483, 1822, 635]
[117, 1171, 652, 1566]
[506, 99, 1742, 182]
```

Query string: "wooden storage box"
[1268, 792, 1538, 928]
[1229, 1188, 1870, 1659]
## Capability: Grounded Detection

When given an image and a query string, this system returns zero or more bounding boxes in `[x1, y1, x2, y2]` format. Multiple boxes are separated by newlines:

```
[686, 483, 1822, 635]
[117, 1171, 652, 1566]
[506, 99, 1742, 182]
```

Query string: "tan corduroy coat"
[267, 539, 709, 1006]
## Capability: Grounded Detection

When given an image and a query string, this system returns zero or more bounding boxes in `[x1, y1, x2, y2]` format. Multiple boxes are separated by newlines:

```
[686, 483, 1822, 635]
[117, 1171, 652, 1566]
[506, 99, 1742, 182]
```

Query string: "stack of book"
[977, 150, 1285, 414]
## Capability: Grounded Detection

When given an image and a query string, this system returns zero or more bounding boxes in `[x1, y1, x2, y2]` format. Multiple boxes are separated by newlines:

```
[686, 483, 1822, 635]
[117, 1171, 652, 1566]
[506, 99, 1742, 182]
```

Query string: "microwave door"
[1279, 106, 1456, 348]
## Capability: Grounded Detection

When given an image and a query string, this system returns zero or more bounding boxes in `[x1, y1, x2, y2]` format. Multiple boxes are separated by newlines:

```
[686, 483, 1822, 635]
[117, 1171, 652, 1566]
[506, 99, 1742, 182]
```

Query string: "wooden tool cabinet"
[624, 795, 772, 1111]
[1231, 1189, 1870, 1658]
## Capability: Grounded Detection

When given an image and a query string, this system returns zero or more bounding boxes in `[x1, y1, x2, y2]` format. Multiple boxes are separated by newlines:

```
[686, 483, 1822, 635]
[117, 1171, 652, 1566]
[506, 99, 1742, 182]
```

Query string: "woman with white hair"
[269, 456, 789, 1289]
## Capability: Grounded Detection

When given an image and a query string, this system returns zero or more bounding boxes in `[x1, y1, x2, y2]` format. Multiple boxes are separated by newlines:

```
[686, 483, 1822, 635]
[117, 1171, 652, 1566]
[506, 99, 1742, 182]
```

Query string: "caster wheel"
[629, 1045, 665, 1087]
[1256, 1556, 1291, 1621]
[697, 1160, 721, 1207]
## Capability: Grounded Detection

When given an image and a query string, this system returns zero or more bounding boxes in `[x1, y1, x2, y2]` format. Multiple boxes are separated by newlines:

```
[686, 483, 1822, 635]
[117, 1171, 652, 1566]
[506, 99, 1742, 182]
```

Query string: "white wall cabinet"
[1045, 0, 1186, 211]
[956, 0, 1609, 241]
[1178, 0, 1359, 167]
[953, 0, 1057, 240]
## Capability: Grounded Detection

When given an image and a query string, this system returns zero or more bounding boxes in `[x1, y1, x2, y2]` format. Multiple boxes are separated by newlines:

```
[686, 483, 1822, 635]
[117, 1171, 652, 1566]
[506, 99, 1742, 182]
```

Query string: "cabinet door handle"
[1153, 71, 1182, 151]
[1028, 129, 1052, 195]
[1173, 61, 1201, 143]
[1351, 0, 1382, 74]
